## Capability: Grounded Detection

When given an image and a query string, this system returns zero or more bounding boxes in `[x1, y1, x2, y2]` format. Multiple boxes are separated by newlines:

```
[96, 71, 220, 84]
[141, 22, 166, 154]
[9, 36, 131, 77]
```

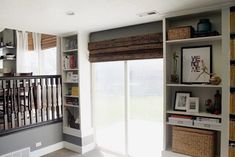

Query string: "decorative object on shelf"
[209, 74, 221, 85]
[206, 99, 214, 114]
[174, 92, 191, 111]
[186, 97, 199, 113]
[168, 26, 194, 40]
[214, 90, 221, 115]
[193, 19, 219, 37]
[181, 45, 212, 84]
[71, 86, 79, 96]
[197, 19, 212, 33]
[171, 52, 179, 83]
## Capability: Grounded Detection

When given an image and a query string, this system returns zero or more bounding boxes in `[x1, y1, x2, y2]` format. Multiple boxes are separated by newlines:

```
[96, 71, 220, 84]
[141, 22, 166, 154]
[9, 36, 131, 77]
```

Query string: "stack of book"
[231, 9, 235, 33]
[63, 54, 77, 69]
[231, 39, 235, 59]
[231, 93, 235, 114]
[231, 65, 235, 86]
[65, 97, 79, 106]
[230, 120, 235, 140]
[168, 115, 193, 126]
[194, 117, 221, 130]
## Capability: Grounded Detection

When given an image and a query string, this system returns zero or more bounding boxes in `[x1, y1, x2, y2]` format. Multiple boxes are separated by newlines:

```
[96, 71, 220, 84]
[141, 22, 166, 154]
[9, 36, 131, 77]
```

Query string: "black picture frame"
[174, 91, 191, 111]
[181, 45, 212, 84]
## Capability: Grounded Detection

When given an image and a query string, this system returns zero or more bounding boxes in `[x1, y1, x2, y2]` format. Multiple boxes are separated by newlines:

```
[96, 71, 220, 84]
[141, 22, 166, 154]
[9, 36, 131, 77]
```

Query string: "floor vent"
[1, 148, 30, 157]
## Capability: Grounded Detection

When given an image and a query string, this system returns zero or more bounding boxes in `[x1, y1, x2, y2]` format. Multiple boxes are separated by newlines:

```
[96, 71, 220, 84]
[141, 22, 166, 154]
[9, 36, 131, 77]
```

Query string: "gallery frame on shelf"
[186, 97, 199, 113]
[174, 91, 191, 111]
[181, 45, 212, 84]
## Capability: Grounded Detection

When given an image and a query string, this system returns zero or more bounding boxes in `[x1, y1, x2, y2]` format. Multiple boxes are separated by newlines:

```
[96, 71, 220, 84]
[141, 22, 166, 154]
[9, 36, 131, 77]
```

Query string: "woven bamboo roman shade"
[41, 34, 57, 50]
[88, 33, 163, 62]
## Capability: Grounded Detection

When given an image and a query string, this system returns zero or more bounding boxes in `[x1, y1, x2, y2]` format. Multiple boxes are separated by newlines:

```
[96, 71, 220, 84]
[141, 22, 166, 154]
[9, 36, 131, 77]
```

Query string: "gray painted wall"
[0, 122, 62, 155]
[89, 21, 162, 42]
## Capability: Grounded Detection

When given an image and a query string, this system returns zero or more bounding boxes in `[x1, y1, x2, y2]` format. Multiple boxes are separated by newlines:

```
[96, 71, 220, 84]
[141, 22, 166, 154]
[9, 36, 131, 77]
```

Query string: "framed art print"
[174, 92, 191, 111]
[181, 45, 212, 84]
[186, 97, 199, 113]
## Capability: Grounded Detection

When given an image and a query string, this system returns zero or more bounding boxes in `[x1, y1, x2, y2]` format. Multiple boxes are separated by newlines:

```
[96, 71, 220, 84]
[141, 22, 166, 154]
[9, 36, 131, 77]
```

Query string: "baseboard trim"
[82, 142, 96, 154]
[63, 141, 81, 153]
[30, 142, 64, 157]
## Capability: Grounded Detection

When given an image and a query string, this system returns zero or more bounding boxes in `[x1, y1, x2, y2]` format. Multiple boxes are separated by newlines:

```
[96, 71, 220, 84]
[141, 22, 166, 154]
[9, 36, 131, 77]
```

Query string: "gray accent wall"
[0, 122, 62, 156]
[89, 21, 162, 42]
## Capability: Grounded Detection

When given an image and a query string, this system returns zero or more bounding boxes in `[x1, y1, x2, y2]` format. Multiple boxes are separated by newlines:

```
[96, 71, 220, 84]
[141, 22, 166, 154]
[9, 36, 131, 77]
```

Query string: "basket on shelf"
[172, 126, 216, 157]
[167, 26, 194, 40]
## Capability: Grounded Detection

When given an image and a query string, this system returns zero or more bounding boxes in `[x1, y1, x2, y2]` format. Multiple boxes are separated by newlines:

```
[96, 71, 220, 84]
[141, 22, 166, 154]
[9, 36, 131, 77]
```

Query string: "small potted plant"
[171, 52, 179, 83]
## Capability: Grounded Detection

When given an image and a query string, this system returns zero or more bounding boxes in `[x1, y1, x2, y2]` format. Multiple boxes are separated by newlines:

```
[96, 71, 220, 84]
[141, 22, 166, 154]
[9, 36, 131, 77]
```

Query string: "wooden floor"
[42, 148, 120, 157]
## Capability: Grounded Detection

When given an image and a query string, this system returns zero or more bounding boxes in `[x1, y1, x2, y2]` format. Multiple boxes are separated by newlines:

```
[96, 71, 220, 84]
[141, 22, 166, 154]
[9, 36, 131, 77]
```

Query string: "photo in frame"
[181, 45, 212, 84]
[186, 97, 199, 113]
[174, 92, 191, 111]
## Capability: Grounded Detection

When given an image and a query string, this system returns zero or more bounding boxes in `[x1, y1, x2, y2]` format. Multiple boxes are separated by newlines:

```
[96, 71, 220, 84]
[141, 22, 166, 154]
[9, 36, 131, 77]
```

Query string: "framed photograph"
[174, 92, 191, 111]
[186, 97, 199, 113]
[181, 45, 212, 84]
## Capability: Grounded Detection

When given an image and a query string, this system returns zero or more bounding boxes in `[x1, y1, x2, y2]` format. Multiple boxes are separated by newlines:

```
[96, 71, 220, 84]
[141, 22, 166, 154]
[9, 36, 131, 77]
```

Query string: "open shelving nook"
[163, 7, 231, 157]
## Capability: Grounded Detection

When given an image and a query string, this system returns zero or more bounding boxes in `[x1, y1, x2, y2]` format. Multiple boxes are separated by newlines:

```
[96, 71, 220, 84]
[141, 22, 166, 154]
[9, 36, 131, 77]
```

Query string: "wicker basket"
[167, 26, 194, 40]
[172, 126, 216, 157]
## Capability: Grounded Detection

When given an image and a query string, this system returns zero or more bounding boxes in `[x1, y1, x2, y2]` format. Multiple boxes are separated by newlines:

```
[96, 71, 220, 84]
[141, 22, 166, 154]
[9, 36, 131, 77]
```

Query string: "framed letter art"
[181, 45, 212, 84]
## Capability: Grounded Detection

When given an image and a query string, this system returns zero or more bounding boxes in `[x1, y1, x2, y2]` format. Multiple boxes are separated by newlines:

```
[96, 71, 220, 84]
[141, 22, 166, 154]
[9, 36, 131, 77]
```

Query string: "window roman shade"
[88, 33, 163, 62]
[41, 34, 57, 50]
[28, 32, 34, 51]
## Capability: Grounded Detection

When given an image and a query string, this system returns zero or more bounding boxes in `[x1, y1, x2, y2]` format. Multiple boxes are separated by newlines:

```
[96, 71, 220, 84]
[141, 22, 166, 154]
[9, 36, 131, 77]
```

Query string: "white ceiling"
[0, 0, 234, 35]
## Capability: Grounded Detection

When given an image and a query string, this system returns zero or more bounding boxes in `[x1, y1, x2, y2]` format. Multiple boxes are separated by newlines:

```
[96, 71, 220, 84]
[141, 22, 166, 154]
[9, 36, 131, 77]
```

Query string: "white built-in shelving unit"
[162, 6, 233, 157]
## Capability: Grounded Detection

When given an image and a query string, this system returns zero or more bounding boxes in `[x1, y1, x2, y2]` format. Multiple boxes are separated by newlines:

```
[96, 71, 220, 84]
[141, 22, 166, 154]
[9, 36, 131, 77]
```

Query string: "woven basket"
[172, 126, 216, 157]
[167, 26, 194, 40]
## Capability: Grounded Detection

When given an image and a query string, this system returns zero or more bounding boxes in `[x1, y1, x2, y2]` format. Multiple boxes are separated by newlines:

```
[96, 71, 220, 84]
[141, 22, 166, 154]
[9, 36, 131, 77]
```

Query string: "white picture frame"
[174, 92, 191, 111]
[186, 97, 199, 113]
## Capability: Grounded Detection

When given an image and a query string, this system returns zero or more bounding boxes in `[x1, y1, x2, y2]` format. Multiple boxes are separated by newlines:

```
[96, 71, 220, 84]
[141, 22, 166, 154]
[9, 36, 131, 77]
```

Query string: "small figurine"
[206, 99, 214, 114]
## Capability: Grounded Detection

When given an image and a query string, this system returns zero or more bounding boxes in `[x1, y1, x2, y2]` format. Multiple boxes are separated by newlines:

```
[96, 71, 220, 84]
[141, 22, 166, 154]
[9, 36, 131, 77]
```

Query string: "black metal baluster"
[2, 80, 7, 130]
[16, 80, 21, 127]
[40, 78, 44, 122]
[34, 78, 38, 123]
[23, 79, 27, 125]
[9, 80, 14, 128]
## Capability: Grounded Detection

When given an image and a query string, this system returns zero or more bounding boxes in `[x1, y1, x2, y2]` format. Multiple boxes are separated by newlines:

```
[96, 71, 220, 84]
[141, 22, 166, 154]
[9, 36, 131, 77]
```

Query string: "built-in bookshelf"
[61, 34, 80, 131]
[162, 8, 231, 157]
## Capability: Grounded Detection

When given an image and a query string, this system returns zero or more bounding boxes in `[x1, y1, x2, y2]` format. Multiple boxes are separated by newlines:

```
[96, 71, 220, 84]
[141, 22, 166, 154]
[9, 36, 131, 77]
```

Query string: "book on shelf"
[66, 72, 78, 82]
[231, 39, 235, 59]
[231, 93, 235, 114]
[71, 87, 79, 96]
[63, 54, 77, 69]
[230, 120, 235, 140]
[65, 97, 79, 106]
[231, 11, 235, 33]
[231, 65, 235, 86]
[170, 115, 193, 119]
[195, 117, 220, 123]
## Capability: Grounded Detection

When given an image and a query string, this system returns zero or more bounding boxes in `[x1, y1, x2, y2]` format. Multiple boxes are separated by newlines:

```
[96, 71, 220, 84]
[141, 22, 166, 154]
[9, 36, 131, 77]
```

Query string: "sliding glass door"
[93, 59, 163, 157]
[93, 61, 126, 154]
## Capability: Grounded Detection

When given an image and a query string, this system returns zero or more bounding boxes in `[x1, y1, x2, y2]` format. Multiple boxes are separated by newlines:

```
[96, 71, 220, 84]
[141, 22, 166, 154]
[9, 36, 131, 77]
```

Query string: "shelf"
[64, 104, 79, 108]
[63, 68, 78, 71]
[63, 81, 78, 84]
[64, 95, 79, 98]
[166, 35, 222, 45]
[63, 49, 78, 53]
[166, 83, 222, 88]
[162, 150, 191, 157]
[166, 110, 222, 118]
[166, 122, 221, 131]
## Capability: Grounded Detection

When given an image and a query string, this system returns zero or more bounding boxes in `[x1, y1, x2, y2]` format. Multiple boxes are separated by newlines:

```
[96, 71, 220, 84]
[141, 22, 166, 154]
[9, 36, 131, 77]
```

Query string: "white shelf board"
[64, 104, 79, 108]
[63, 81, 78, 84]
[63, 49, 78, 53]
[63, 126, 81, 137]
[166, 35, 222, 45]
[166, 83, 222, 88]
[166, 110, 222, 118]
[63, 68, 78, 71]
[166, 122, 221, 131]
[64, 95, 79, 98]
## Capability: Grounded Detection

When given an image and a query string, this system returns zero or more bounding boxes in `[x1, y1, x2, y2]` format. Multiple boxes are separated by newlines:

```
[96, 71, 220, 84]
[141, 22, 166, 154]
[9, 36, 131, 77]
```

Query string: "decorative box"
[172, 126, 216, 157]
[194, 120, 221, 130]
[167, 26, 194, 40]
[168, 117, 193, 126]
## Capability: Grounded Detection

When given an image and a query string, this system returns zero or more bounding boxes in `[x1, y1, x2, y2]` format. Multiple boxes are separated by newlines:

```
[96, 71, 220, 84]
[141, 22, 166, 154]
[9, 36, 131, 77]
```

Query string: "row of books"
[65, 97, 79, 106]
[67, 86, 79, 96]
[63, 54, 77, 69]
[231, 65, 235, 86]
[231, 93, 235, 114]
[230, 120, 235, 140]
[231, 11, 235, 33]
[229, 144, 235, 157]
[231, 39, 235, 59]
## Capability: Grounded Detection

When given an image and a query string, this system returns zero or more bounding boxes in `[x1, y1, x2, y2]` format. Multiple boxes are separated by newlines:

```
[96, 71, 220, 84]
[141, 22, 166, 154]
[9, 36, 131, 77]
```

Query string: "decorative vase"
[197, 19, 212, 33]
